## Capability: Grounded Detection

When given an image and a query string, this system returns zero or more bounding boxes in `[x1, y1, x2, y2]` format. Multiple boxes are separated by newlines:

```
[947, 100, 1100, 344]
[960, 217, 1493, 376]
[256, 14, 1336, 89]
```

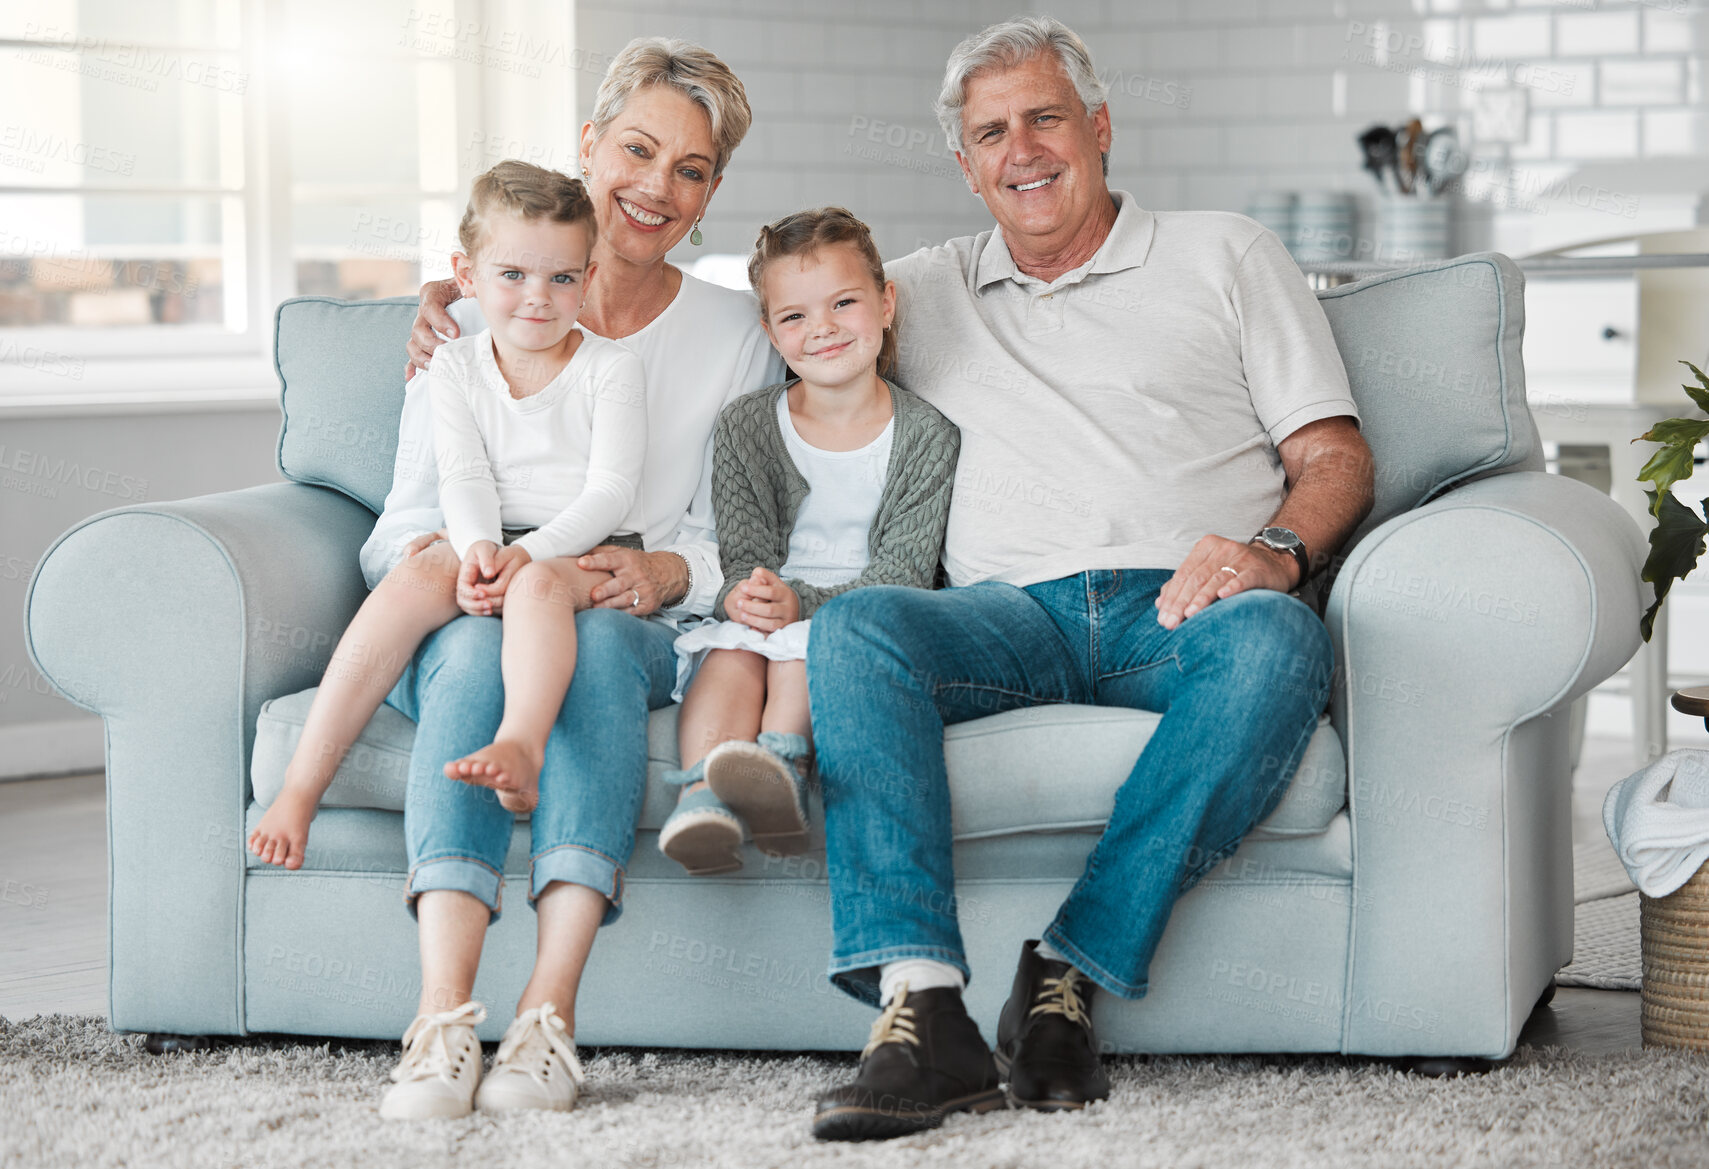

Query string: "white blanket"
[1603, 749, 1709, 897]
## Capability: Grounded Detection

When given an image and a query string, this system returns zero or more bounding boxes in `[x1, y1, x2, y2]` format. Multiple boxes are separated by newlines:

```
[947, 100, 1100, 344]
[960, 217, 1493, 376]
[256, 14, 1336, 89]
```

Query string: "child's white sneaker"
[475, 1001, 586, 1113]
[379, 1000, 487, 1120]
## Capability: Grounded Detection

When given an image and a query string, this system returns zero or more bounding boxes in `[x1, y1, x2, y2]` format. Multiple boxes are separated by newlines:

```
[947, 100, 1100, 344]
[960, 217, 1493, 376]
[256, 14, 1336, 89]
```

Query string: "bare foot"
[444, 740, 543, 813]
[248, 787, 318, 869]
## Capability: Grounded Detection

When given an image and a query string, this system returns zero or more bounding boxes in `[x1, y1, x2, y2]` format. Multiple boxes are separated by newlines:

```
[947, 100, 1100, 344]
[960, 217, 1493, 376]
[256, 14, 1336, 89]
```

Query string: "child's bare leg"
[702, 655, 813, 855]
[676, 649, 767, 794]
[760, 658, 812, 743]
[251, 544, 461, 869]
[447, 558, 609, 813]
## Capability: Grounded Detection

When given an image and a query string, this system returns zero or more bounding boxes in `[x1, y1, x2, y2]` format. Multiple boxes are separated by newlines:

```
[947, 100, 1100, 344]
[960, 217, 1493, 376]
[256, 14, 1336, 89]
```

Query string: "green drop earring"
[690, 218, 703, 247]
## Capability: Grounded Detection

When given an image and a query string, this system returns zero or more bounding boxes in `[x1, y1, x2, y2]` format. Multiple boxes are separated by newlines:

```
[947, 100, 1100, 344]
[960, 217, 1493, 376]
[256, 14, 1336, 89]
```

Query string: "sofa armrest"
[24, 481, 376, 1035]
[1324, 470, 1644, 1056]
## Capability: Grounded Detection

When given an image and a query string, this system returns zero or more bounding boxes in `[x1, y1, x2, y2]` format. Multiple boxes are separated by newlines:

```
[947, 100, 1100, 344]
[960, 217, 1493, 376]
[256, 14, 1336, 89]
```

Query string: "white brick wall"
[569, 0, 1709, 263]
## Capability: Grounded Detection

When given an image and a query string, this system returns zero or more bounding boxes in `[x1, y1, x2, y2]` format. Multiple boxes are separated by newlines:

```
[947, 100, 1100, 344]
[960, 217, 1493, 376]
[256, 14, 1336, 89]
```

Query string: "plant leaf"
[1683, 360, 1709, 415]
[1637, 418, 1709, 447]
[1637, 443, 1700, 515]
[1640, 490, 1709, 641]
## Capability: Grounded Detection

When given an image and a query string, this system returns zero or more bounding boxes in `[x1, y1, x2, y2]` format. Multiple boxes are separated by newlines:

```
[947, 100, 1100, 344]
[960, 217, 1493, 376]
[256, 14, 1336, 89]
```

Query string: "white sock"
[1035, 939, 1071, 965]
[879, 959, 965, 1004]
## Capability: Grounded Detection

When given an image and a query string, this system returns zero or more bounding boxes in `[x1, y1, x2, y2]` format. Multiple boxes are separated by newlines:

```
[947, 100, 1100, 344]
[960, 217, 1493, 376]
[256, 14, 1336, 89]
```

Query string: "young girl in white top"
[250, 161, 648, 869]
[659, 207, 959, 874]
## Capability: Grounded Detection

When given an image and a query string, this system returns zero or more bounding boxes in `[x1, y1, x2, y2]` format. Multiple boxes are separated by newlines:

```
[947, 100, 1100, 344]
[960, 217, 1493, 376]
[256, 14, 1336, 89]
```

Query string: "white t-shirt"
[430, 329, 647, 563]
[775, 391, 894, 589]
[361, 271, 787, 621]
[887, 190, 1358, 589]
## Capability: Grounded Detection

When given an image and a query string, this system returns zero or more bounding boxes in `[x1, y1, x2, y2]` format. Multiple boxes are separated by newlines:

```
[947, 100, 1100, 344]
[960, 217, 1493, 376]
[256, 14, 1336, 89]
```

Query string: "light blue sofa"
[26, 253, 1647, 1060]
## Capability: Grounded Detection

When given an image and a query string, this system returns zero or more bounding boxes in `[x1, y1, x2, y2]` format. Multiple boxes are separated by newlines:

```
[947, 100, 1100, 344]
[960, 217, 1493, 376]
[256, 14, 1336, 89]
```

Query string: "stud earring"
[690, 218, 704, 247]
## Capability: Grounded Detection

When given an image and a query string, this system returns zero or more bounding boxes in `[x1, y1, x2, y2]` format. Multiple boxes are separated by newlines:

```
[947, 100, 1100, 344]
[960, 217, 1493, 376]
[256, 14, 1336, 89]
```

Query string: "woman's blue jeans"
[386, 608, 679, 923]
[806, 570, 1334, 1006]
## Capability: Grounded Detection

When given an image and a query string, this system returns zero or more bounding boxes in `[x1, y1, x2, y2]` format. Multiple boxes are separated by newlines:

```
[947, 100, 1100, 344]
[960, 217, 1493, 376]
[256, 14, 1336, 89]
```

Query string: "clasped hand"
[456, 540, 530, 617]
[728, 566, 800, 633]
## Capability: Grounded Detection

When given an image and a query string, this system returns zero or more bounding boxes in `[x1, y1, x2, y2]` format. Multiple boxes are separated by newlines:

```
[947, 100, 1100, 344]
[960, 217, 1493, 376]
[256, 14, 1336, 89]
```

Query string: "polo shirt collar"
[975, 190, 1155, 292]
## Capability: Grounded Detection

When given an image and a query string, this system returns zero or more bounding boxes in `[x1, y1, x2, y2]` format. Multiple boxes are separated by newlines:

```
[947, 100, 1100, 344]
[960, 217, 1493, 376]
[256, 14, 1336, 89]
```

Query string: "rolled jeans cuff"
[827, 945, 971, 1008]
[1042, 925, 1149, 1001]
[405, 855, 504, 922]
[531, 842, 626, 926]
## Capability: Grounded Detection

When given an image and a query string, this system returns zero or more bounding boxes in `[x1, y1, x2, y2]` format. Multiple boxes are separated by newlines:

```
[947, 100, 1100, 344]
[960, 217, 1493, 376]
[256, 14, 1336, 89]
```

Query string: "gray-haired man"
[809, 16, 1373, 1141]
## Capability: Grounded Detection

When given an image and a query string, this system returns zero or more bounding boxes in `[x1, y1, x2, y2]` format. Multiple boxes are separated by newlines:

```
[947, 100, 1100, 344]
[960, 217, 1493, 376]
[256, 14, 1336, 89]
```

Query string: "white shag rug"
[5, 1014, 1709, 1169]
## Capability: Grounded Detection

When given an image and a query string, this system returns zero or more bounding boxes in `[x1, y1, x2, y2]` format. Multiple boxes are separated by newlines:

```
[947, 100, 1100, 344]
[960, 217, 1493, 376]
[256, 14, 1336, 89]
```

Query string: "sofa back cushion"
[274, 295, 418, 514]
[1315, 252, 1540, 549]
[271, 253, 1538, 531]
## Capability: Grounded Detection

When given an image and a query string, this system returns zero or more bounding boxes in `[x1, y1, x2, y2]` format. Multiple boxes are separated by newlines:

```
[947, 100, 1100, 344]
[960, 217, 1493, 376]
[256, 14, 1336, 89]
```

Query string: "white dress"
[671, 393, 895, 701]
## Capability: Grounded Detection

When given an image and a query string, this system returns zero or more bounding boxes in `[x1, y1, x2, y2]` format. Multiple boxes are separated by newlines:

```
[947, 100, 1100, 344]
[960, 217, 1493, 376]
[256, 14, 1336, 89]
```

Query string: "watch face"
[1259, 527, 1301, 550]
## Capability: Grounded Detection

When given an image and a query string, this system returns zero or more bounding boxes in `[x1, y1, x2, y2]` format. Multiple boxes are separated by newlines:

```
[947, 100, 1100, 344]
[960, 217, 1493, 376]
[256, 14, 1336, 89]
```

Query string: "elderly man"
[808, 16, 1374, 1141]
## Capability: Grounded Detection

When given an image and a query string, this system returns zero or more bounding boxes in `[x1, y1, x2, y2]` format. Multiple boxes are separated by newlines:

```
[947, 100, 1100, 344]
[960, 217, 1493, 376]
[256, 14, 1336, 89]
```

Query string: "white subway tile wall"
[571, 0, 1708, 263]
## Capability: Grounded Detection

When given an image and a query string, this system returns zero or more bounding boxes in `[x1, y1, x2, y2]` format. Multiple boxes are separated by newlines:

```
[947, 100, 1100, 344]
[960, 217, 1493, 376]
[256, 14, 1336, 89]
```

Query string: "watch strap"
[1253, 528, 1310, 587]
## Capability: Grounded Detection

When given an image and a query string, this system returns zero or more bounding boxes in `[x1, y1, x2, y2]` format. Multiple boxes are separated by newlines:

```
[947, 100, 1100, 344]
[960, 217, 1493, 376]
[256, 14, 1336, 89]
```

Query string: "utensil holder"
[1375, 197, 1452, 266]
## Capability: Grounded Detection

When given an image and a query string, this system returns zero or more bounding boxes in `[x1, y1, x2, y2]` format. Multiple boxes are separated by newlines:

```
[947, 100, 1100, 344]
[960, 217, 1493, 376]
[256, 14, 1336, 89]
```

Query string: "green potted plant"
[1636, 360, 1709, 640]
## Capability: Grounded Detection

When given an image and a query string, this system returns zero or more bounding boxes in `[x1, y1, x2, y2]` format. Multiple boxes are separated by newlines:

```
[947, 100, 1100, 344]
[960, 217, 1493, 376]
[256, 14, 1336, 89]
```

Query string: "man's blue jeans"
[807, 570, 1334, 1006]
[385, 608, 679, 923]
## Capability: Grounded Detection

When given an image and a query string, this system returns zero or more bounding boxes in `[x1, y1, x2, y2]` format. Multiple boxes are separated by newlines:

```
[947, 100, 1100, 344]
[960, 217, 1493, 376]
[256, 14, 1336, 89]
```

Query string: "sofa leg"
[1393, 1055, 1499, 1077]
[144, 1033, 216, 1055]
[1535, 982, 1556, 1009]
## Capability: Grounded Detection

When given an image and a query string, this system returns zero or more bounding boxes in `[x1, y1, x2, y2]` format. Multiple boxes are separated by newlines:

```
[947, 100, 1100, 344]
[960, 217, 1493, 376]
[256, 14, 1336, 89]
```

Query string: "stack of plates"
[1289, 191, 1357, 264]
[1245, 190, 1297, 245]
[1376, 197, 1452, 265]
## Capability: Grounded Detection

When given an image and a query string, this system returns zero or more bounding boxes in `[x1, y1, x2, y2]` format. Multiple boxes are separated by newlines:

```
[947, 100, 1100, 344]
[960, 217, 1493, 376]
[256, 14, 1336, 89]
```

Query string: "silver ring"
[1219, 565, 1240, 576]
[630, 589, 641, 608]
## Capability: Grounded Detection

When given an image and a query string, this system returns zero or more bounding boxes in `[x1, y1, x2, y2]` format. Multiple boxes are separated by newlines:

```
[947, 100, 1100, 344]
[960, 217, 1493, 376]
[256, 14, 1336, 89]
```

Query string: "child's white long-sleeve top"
[430, 328, 648, 563]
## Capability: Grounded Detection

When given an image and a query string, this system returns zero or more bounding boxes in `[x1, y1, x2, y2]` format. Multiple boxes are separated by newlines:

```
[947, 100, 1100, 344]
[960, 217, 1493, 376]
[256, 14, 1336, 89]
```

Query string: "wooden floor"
[0, 754, 1646, 1055]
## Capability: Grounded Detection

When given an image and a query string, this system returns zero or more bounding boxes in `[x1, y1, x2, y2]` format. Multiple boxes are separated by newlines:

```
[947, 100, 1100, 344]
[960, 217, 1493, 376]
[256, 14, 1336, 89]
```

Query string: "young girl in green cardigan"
[659, 207, 960, 875]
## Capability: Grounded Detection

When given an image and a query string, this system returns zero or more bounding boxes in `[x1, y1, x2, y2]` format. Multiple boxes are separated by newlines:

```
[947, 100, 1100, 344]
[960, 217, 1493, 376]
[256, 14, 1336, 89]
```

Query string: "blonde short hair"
[588, 37, 753, 178]
[457, 160, 595, 259]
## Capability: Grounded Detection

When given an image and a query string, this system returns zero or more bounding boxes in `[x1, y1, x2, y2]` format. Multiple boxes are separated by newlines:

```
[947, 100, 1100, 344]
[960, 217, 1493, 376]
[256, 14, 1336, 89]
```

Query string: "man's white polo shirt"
[887, 190, 1358, 589]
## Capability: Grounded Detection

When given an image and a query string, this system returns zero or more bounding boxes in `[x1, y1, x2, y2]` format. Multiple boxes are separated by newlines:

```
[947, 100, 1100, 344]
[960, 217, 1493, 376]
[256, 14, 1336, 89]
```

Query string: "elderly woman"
[363, 38, 783, 1120]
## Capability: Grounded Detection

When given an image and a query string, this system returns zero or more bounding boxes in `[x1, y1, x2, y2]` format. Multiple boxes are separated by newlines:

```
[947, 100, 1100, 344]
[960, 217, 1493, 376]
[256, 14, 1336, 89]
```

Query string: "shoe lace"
[861, 983, 922, 1060]
[1029, 969, 1092, 1029]
[391, 1000, 486, 1083]
[493, 1001, 586, 1086]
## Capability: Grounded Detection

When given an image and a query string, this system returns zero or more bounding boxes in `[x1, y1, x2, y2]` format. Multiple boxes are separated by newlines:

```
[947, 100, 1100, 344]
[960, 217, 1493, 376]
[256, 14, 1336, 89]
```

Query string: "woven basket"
[1641, 860, 1709, 1048]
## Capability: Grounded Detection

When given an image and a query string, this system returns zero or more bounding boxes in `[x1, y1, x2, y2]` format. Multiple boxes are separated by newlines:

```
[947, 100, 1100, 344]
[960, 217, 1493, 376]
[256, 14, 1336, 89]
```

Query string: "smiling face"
[580, 84, 723, 268]
[452, 215, 594, 359]
[953, 51, 1113, 265]
[759, 244, 896, 395]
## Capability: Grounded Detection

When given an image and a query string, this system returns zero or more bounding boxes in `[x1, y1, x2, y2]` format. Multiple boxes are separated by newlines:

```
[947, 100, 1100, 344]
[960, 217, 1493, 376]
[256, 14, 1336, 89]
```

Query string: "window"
[0, 0, 575, 406]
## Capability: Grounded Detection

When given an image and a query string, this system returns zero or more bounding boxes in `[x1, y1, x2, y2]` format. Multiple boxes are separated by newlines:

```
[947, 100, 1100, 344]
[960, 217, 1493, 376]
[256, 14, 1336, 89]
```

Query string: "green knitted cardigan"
[711, 378, 961, 621]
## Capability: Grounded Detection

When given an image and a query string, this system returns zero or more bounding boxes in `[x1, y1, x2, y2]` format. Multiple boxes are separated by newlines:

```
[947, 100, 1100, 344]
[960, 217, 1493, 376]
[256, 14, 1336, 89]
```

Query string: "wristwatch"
[1250, 526, 1311, 588]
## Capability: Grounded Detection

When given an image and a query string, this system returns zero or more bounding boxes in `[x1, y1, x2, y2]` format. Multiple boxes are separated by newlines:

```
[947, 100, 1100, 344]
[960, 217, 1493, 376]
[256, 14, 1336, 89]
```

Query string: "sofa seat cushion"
[253, 689, 1346, 841]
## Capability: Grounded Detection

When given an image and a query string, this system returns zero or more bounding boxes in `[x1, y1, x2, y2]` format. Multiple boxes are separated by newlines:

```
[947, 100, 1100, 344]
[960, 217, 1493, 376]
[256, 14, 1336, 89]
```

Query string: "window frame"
[0, 0, 542, 411]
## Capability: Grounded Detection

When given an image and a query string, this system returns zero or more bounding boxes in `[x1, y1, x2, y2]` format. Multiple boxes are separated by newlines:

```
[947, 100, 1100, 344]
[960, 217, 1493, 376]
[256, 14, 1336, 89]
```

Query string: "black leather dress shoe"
[995, 939, 1111, 1110]
[812, 984, 1006, 1141]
